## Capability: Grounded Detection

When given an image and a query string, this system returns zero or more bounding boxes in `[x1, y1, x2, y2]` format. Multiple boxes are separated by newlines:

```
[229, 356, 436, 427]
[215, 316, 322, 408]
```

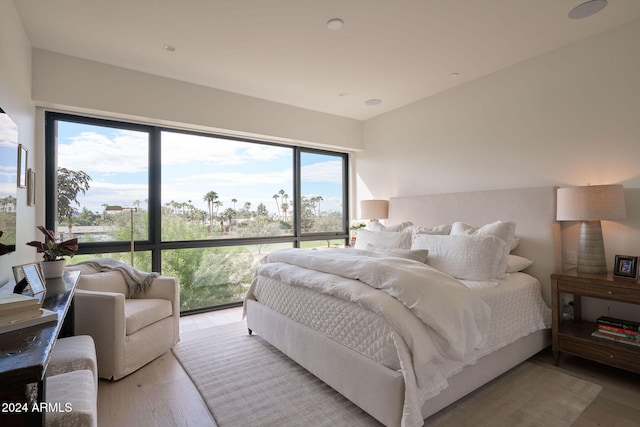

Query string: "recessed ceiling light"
[163, 44, 177, 53]
[337, 92, 348, 97]
[568, 0, 607, 19]
[327, 18, 344, 31]
[364, 99, 382, 106]
[450, 72, 460, 78]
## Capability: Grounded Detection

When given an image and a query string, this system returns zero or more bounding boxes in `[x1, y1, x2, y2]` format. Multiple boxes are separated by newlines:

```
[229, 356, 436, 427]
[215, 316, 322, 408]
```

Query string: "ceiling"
[14, 0, 640, 121]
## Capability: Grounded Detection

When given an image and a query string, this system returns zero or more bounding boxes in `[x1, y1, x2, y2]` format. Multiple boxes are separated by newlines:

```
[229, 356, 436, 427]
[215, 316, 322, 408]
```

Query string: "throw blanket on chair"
[77, 258, 159, 296]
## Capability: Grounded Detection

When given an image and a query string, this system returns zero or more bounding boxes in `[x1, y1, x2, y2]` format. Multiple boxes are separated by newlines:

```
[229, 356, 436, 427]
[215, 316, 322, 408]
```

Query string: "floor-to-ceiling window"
[46, 112, 349, 313]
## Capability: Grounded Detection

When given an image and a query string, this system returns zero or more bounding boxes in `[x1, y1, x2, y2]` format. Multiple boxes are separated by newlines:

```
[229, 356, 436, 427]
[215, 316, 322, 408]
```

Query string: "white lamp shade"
[556, 185, 626, 221]
[360, 199, 389, 220]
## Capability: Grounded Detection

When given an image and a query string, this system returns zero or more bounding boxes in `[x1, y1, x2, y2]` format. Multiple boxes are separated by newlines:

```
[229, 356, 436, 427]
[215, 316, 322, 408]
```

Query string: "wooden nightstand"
[551, 270, 640, 374]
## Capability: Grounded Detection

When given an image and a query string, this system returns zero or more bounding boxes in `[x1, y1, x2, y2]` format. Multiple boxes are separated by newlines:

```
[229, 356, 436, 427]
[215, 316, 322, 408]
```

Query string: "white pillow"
[366, 244, 429, 263]
[368, 221, 413, 232]
[506, 254, 533, 273]
[510, 237, 520, 252]
[450, 221, 516, 276]
[411, 234, 507, 281]
[354, 229, 412, 250]
[405, 224, 452, 235]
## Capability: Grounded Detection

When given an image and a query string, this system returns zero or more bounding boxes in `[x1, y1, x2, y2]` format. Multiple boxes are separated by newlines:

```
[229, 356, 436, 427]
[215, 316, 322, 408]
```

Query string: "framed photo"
[613, 255, 638, 279]
[12, 263, 46, 295]
[27, 168, 36, 206]
[17, 144, 28, 188]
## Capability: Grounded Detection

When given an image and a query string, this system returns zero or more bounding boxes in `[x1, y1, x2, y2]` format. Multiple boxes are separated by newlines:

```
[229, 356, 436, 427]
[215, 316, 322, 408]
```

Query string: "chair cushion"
[124, 299, 172, 335]
[77, 271, 129, 295]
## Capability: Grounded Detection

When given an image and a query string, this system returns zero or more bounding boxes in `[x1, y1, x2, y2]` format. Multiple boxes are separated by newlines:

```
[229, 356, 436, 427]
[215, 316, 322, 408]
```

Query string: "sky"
[56, 120, 344, 217]
[0, 113, 19, 202]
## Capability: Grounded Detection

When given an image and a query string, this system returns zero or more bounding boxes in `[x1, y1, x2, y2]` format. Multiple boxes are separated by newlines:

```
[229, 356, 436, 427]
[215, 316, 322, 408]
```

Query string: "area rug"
[173, 321, 602, 427]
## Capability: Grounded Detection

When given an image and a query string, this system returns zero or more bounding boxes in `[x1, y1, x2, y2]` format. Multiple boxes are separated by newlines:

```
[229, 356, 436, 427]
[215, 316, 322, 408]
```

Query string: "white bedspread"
[246, 248, 493, 427]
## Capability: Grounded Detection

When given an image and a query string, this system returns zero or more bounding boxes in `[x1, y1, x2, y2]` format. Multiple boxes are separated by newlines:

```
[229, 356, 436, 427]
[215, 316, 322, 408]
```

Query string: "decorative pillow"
[510, 237, 520, 252]
[450, 220, 516, 242]
[405, 224, 452, 235]
[354, 229, 412, 250]
[368, 221, 413, 232]
[411, 234, 507, 281]
[450, 221, 516, 276]
[506, 254, 533, 273]
[366, 244, 429, 263]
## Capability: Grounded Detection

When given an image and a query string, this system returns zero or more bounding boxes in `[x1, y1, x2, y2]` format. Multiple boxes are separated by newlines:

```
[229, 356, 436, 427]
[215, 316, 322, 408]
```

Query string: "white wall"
[31, 50, 363, 152]
[356, 18, 640, 321]
[0, 0, 37, 285]
[357, 18, 640, 271]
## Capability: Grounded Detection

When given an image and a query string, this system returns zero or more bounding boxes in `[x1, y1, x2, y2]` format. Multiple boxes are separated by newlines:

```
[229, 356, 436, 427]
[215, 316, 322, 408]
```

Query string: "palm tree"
[203, 191, 218, 229]
[213, 199, 223, 216]
[281, 193, 289, 221]
[272, 194, 280, 217]
[242, 201, 252, 218]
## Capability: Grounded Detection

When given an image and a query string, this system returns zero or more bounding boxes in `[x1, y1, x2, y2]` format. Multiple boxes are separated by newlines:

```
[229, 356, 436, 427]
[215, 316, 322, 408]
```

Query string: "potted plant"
[349, 223, 366, 247]
[26, 226, 78, 278]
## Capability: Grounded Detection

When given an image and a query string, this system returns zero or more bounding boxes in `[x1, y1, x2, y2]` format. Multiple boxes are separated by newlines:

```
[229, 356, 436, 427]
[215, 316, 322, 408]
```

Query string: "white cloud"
[174, 169, 293, 188]
[0, 114, 18, 144]
[59, 130, 148, 174]
[160, 131, 290, 166]
[301, 160, 343, 183]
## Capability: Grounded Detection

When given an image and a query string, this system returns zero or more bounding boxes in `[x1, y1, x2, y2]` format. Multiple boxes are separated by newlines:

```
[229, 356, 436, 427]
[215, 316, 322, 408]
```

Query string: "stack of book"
[592, 316, 640, 347]
[0, 294, 57, 334]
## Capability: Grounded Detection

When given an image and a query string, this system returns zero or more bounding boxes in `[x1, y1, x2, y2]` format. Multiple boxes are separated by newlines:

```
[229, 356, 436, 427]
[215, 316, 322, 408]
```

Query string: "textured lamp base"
[577, 221, 608, 274]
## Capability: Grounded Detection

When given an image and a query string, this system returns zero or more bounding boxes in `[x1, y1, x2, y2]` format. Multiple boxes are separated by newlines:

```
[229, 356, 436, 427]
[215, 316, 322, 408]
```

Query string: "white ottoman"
[47, 335, 98, 391]
[45, 369, 97, 427]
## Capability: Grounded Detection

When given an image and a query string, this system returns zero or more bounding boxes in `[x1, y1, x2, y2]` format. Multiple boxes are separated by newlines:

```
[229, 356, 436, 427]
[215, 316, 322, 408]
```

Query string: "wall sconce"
[556, 185, 626, 274]
[104, 205, 138, 267]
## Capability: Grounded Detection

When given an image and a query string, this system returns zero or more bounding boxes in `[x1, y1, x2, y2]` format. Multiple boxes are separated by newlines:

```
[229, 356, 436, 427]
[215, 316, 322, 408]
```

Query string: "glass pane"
[55, 120, 150, 243]
[162, 243, 290, 311]
[161, 131, 294, 240]
[66, 251, 152, 273]
[300, 239, 347, 249]
[300, 152, 345, 233]
[0, 109, 18, 249]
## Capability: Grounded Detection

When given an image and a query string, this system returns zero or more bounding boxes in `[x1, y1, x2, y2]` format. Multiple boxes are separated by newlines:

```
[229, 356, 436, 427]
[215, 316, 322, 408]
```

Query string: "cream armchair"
[67, 263, 180, 380]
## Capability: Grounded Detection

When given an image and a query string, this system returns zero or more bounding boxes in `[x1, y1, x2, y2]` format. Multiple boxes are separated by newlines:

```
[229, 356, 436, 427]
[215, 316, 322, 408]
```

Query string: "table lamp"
[360, 200, 389, 228]
[556, 185, 626, 274]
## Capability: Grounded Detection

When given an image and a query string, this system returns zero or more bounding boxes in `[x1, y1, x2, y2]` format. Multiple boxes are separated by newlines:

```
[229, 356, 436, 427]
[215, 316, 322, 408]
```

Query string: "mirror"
[0, 107, 18, 254]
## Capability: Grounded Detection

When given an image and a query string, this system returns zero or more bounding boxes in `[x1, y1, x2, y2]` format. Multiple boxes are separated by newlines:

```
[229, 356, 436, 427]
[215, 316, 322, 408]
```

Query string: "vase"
[39, 259, 66, 279]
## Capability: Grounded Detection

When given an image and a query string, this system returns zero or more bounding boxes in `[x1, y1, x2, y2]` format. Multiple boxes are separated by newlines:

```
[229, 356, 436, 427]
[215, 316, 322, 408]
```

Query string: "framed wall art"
[27, 168, 36, 206]
[17, 143, 28, 188]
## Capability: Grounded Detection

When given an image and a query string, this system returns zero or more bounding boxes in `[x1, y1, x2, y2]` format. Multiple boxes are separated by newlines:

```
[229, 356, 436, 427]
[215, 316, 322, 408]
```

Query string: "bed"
[244, 186, 561, 427]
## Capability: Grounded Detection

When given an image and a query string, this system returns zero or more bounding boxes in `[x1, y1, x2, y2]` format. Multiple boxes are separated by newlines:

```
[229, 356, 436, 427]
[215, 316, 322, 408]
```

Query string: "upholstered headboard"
[388, 186, 561, 304]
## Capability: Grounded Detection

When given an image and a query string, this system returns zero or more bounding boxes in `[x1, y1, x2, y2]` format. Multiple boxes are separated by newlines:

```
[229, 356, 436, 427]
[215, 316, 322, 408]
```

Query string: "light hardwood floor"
[98, 307, 640, 427]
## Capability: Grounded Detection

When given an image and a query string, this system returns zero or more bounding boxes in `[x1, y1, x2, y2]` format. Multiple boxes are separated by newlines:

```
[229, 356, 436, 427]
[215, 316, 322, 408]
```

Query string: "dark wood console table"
[0, 270, 79, 426]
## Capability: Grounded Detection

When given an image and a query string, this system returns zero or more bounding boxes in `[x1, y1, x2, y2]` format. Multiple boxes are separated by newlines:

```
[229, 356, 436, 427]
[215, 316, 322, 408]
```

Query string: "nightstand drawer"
[559, 335, 640, 373]
[556, 280, 640, 303]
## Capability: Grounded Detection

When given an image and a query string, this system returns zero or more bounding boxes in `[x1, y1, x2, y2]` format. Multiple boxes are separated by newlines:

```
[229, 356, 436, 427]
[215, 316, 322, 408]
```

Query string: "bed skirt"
[246, 299, 551, 427]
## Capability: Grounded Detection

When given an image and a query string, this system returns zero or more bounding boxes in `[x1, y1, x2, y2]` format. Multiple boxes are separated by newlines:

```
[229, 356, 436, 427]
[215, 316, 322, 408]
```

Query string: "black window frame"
[45, 111, 350, 313]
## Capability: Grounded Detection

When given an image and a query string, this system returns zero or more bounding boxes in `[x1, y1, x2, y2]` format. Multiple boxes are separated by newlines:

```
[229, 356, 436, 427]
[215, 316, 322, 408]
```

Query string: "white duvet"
[246, 248, 494, 427]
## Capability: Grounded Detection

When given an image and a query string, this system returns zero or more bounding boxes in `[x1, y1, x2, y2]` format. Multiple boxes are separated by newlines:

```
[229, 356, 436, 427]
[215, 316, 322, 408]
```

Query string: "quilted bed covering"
[245, 248, 551, 427]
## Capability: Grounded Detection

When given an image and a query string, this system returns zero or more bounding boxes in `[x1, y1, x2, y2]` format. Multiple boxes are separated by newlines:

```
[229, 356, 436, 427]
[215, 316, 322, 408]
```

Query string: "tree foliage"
[57, 167, 92, 229]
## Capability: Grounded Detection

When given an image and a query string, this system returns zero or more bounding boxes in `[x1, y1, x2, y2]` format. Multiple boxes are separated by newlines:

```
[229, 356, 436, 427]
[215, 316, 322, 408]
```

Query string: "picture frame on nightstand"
[613, 254, 638, 279]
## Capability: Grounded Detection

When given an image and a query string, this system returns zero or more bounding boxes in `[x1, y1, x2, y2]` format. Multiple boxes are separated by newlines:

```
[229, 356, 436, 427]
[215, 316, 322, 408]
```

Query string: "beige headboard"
[388, 186, 561, 304]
